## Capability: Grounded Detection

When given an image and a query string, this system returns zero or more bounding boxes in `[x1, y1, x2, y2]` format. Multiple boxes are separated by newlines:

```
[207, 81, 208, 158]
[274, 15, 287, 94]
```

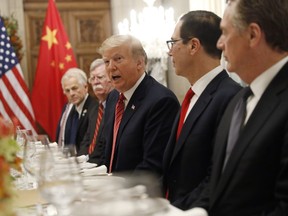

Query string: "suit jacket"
[162, 71, 242, 210]
[193, 62, 288, 216]
[56, 95, 97, 153]
[78, 101, 106, 165]
[104, 74, 180, 176]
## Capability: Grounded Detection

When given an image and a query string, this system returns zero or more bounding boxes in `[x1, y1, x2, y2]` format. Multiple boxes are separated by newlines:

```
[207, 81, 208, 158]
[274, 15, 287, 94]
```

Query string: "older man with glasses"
[162, 10, 242, 211]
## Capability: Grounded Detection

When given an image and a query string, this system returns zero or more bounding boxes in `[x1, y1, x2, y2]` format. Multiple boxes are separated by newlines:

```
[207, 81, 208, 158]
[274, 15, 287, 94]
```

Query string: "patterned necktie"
[177, 88, 194, 139]
[223, 87, 253, 168]
[109, 93, 125, 173]
[88, 103, 104, 154]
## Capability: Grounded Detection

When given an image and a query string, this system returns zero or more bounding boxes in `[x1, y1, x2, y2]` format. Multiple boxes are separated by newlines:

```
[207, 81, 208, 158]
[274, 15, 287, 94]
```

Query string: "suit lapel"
[210, 62, 288, 207]
[171, 94, 213, 163]
[116, 75, 147, 146]
[77, 96, 90, 130]
[170, 71, 228, 165]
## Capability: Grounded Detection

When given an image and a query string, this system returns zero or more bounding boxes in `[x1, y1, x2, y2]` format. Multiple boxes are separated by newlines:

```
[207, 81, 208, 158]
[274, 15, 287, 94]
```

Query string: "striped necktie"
[88, 103, 104, 154]
[109, 93, 125, 173]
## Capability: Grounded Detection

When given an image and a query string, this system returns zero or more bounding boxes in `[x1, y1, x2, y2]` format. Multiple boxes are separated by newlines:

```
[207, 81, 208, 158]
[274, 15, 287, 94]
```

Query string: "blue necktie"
[69, 107, 79, 145]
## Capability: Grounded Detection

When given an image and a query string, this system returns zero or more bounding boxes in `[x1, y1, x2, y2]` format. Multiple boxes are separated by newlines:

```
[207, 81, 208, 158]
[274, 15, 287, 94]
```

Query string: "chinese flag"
[31, 0, 77, 140]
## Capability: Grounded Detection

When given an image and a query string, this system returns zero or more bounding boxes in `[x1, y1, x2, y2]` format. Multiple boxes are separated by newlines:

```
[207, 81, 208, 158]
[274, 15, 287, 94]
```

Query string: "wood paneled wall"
[23, 0, 112, 89]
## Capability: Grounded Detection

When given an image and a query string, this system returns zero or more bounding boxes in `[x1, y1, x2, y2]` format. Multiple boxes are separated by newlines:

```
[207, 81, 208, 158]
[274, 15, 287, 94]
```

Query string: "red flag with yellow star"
[31, 0, 77, 140]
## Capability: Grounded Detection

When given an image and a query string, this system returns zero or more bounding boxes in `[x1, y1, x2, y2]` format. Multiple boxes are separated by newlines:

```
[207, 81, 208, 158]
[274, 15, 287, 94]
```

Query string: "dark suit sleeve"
[186, 175, 211, 211]
[135, 96, 179, 174]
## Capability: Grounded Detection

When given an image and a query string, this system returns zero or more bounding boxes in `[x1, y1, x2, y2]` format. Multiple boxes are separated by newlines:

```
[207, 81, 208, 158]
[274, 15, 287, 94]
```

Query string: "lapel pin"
[131, 105, 135, 110]
[82, 109, 87, 116]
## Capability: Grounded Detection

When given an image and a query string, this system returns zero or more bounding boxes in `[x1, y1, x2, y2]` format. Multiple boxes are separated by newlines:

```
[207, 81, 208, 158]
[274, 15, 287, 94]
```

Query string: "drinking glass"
[38, 147, 83, 216]
[23, 133, 40, 189]
[15, 128, 32, 159]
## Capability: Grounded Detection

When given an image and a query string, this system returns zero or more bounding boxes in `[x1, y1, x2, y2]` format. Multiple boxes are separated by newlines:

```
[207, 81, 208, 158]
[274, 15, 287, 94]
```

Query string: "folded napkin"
[79, 162, 97, 169]
[35, 141, 57, 149]
[77, 155, 89, 163]
[49, 142, 58, 148]
[184, 207, 208, 216]
[81, 165, 107, 176]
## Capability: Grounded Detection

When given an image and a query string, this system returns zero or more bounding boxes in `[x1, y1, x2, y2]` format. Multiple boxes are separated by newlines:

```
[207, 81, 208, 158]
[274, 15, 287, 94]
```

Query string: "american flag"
[0, 17, 36, 134]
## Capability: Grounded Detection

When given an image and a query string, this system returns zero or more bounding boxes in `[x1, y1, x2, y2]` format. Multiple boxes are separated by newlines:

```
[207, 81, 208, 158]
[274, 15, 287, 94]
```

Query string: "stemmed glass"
[38, 147, 83, 216]
[15, 128, 31, 159]
[22, 133, 39, 189]
[23, 133, 51, 189]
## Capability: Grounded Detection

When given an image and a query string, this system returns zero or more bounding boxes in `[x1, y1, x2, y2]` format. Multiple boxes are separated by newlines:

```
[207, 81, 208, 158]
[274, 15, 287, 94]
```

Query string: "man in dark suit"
[188, 0, 288, 215]
[56, 67, 97, 154]
[162, 11, 241, 210]
[78, 59, 113, 165]
[98, 35, 179, 176]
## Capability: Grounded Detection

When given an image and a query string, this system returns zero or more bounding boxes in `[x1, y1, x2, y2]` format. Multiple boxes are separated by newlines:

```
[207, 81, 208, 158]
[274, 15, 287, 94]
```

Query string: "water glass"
[38, 148, 83, 216]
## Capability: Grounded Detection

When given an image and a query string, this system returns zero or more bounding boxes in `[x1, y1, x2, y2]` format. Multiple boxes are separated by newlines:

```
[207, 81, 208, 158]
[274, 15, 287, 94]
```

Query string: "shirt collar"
[122, 72, 146, 104]
[250, 56, 288, 99]
[192, 65, 224, 97]
[75, 93, 88, 116]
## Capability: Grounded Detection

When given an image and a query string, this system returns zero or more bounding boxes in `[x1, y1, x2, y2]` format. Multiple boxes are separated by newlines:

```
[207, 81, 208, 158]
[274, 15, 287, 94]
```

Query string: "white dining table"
[14, 189, 189, 216]
[12, 144, 191, 216]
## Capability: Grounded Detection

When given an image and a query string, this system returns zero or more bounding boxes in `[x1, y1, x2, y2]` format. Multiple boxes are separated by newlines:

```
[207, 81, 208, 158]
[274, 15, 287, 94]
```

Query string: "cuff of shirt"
[184, 207, 208, 216]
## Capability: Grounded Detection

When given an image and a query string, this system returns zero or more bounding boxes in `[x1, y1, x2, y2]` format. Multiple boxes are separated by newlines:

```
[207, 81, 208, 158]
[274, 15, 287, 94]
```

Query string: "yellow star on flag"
[65, 42, 72, 50]
[65, 55, 72, 62]
[42, 26, 58, 49]
[59, 62, 65, 70]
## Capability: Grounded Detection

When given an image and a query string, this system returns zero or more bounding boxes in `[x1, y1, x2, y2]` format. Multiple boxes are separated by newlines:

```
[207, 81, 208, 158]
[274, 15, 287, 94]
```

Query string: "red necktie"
[88, 103, 104, 154]
[109, 93, 125, 173]
[176, 88, 194, 139]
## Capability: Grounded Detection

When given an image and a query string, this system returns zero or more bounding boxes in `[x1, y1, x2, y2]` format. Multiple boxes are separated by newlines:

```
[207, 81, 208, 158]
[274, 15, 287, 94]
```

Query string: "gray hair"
[61, 67, 87, 88]
[227, 0, 288, 51]
[90, 58, 105, 72]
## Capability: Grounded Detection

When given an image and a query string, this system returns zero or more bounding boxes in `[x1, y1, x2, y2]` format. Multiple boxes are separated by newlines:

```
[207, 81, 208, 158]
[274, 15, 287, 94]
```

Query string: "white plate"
[79, 162, 97, 170]
[82, 175, 125, 191]
[80, 165, 107, 177]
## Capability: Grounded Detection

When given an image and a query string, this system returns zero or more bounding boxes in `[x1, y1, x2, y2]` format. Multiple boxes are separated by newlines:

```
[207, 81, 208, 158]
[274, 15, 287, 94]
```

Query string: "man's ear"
[136, 56, 145, 70]
[189, 38, 200, 54]
[248, 23, 262, 47]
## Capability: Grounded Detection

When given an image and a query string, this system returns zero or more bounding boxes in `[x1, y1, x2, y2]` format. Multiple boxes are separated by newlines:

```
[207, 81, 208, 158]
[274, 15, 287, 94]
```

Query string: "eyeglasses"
[166, 39, 183, 50]
[166, 37, 193, 50]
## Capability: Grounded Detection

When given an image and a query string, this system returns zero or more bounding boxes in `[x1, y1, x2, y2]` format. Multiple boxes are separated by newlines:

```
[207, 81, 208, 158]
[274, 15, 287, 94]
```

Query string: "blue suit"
[104, 74, 180, 176]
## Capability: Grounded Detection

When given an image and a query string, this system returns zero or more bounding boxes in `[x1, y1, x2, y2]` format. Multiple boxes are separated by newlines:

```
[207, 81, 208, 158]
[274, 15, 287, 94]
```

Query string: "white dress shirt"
[245, 56, 288, 124]
[185, 65, 224, 122]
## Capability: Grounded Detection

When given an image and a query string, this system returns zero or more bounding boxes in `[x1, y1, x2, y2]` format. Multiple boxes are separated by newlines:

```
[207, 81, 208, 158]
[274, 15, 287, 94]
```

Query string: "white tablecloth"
[14, 189, 187, 216]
